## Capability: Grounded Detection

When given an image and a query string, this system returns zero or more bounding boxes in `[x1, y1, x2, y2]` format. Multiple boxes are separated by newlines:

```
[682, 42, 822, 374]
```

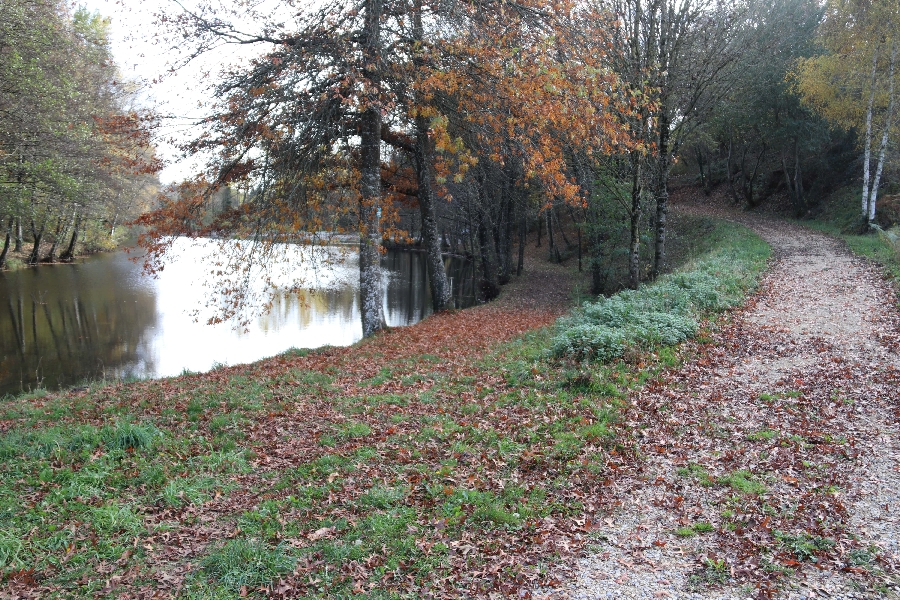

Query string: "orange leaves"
[408, 0, 635, 206]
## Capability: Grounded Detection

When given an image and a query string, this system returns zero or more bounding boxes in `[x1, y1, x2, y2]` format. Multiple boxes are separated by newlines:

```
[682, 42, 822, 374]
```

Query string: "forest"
[126, 0, 898, 337]
[0, 0, 159, 270]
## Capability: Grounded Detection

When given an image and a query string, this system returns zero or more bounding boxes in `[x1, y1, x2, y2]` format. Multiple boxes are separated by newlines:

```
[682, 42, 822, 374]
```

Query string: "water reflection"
[0, 242, 473, 395]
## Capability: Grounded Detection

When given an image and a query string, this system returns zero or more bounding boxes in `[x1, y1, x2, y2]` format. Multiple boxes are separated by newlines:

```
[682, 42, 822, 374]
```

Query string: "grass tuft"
[201, 538, 296, 591]
[101, 422, 160, 451]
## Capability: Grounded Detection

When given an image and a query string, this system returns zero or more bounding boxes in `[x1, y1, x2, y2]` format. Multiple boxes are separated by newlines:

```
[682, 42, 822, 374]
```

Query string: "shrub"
[550, 222, 768, 361]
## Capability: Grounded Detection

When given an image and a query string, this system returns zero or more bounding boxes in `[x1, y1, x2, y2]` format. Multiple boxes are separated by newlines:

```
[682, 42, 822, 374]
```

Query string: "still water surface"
[0, 241, 474, 395]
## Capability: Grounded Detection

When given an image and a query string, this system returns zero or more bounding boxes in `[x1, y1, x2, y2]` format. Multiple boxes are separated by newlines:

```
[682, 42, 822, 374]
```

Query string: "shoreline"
[0, 244, 113, 271]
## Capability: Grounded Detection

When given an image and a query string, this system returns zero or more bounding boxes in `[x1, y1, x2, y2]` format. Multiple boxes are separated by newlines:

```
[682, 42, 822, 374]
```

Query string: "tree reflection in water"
[0, 245, 473, 395]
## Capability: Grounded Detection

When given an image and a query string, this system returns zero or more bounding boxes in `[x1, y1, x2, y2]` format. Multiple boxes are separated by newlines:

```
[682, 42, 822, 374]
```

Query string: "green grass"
[201, 538, 296, 591]
[675, 522, 715, 537]
[719, 470, 766, 496]
[774, 530, 835, 562]
[551, 221, 770, 361]
[0, 215, 773, 597]
[676, 463, 714, 486]
[747, 429, 779, 442]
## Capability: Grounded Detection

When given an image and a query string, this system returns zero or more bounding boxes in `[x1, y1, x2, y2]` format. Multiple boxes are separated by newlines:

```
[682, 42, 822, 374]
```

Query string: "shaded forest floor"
[1, 196, 899, 599]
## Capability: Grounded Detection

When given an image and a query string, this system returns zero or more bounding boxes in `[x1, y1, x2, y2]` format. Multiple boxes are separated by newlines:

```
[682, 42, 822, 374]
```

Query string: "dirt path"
[559, 210, 900, 599]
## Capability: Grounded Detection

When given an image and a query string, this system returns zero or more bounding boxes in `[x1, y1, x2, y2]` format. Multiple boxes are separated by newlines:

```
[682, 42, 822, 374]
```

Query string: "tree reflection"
[0, 259, 157, 395]
[0, 248, 474, 395]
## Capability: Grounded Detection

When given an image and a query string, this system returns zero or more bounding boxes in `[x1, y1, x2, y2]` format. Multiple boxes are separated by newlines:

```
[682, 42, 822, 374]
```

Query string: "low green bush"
[551, 222, 769, 361]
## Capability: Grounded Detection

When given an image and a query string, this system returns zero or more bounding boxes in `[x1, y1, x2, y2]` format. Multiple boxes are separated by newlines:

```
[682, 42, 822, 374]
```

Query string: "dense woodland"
[0, 0, 160, 270]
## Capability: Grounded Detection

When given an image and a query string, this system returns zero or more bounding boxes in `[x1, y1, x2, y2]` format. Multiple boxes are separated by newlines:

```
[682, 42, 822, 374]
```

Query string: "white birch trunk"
[862, 47, 879, 221]
[870, 43, 897, 224]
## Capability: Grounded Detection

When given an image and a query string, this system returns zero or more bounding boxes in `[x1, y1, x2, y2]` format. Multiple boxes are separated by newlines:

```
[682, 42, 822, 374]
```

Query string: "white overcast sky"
[78, 0, 277, 183]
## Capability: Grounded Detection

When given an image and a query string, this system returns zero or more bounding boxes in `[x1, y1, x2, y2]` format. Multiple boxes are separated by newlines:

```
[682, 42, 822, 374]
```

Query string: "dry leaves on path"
[562, 203, 900, 599]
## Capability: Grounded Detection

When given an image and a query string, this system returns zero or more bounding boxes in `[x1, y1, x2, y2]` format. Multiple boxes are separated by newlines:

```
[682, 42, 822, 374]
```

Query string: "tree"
[596, 0, 745, 280]
[0, 1, 159, 269]
[140, 0, 634, 331]
[795, 0, 900, 227]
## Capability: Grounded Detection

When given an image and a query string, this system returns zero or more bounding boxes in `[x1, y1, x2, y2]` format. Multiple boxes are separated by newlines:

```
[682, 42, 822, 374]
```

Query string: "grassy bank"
[805, 186, 900, 285]
[0, 218, 769, 598]
[551, 220, 770, 362]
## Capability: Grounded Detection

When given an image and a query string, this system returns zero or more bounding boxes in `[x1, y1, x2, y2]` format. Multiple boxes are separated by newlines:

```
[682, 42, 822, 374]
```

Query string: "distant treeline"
[0, 0, 160, 269]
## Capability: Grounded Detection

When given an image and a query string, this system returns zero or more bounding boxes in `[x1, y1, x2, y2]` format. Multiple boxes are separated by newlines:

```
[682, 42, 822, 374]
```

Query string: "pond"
[0, 240, 475, 396]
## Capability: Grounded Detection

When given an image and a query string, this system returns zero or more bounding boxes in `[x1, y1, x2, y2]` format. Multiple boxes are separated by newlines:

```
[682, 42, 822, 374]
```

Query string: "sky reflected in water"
[0, 242, 473, 395]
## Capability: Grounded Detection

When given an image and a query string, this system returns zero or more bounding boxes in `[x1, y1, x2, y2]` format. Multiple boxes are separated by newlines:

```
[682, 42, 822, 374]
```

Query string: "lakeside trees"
[130, 0, 900, 336]
[0, 0, 159, 269]
[137, 0, 640, 333]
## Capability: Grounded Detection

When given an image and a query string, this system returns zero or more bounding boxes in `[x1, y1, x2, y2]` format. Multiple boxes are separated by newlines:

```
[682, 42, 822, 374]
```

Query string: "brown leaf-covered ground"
[3, 240, 599, 599]
[2, 197, 898, 599]
[561, 196, 900, 599]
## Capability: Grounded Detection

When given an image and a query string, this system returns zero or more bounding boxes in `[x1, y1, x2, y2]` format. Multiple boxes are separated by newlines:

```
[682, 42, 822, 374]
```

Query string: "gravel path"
[557, 212, 900, 599]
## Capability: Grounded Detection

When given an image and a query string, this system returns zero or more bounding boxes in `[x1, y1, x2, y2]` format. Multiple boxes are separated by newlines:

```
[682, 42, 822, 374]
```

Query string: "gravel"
[550, 211, 900, 600]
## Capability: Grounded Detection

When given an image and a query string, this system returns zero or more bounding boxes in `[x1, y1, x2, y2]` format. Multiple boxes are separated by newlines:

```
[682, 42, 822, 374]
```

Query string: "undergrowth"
[550, 222, 770, 361]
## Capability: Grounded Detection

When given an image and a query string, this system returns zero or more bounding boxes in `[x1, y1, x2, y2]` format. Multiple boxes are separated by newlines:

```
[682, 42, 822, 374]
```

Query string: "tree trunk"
[862, 46, 879, 224]
[14, 218, 22, 252]
[536, 211, 543, 247]
[0, 218, 12, 269]
[546, 209, 560, 263]
[414, 117, 451, 311]
[44, 214, 67, 263]
[411, 1, 451, 312]
[726, 139, 740, 203]
[553, 206, 570, 248]
[477, 212, 500, 300]
[782, 150, 801, 217]
[60, 215, 81, 262]
[359, 0, 384, 337]
[501, 192, 513, 284]
[517, 209, 525, 277]
[629, 152, 643, 290]
[653, 112, 671, 280]
[696, 147, 708, 193]
[567, 204, 582, 272]
[869, 42, 897, 225]
[792, 140, 805, 216]
[28, 221, 44, 266]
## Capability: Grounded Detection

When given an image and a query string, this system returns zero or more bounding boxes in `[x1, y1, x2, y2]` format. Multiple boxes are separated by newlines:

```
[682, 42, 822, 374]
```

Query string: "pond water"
[0, 240, 474, 395]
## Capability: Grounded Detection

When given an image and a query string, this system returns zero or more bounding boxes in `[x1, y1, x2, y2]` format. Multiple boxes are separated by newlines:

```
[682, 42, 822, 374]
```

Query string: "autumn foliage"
[135, 0, 638, 327]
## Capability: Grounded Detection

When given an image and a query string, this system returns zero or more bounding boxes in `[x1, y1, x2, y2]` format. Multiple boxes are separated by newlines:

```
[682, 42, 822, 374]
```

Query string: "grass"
[676, 463, 714, 486]
[201, 538, 296, 591]
[675, 522, 715, 537]
[746, 429, 779, 442]
[550, 221, 770, 361]
[688, 557, 730, 588]
[718, 470, 767, 496]
[774, 530, 835, 562]
[0, 215, 772, 597]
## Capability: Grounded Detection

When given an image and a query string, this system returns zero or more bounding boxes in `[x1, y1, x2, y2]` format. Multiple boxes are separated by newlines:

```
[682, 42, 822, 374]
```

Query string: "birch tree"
[795, 0, 900, 228]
